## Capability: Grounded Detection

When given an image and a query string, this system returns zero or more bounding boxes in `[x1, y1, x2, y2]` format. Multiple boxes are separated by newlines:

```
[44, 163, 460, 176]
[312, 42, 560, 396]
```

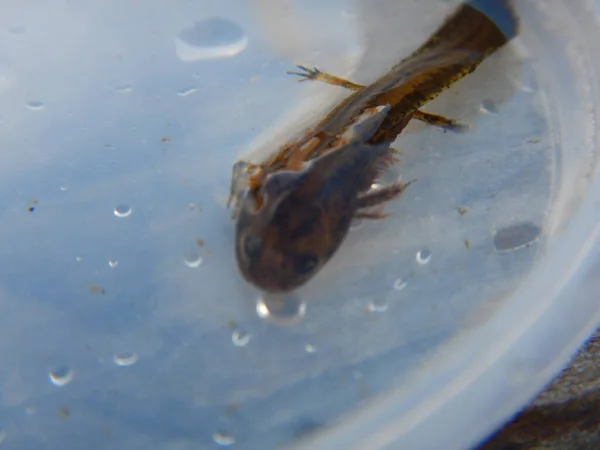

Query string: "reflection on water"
[256, 293, 307, 326]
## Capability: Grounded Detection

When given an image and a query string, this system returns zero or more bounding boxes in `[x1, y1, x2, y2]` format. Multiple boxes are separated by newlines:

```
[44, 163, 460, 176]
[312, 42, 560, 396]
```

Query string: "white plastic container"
[0, 1, 598, 449]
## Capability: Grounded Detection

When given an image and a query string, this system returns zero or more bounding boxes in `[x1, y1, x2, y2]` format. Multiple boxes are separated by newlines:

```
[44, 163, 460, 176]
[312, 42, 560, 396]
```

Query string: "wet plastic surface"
[0, 0, 599, 449]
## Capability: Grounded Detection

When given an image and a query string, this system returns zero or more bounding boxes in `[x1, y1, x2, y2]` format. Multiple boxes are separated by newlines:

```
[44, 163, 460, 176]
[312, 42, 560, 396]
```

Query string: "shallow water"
[0, 1, 557, 448]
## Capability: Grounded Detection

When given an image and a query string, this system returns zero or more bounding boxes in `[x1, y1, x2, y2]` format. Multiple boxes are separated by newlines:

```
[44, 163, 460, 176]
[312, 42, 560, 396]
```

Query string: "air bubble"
[367, 298, 388, 313]
[175, 18, 248, 62]
[184, 252, 203, 268]
[256, 294, 306, 326]
[49, 366, 74, 387]
[108, 260, 119, 268]
[25, 101, 45, 111]
[304, 344, 317, 353]
[113, 204, 132, 218]
[213, 431, 235, 447]
[416, 249, 432, 265]
[177, 87, 198, 97]
[113, 352, 139, 367]
[393, 278, 407, 291]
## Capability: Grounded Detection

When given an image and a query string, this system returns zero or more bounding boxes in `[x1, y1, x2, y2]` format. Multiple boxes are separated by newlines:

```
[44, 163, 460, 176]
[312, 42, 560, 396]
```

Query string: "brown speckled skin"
[232, 0, 518, 293]
[235, 108, 395, 292]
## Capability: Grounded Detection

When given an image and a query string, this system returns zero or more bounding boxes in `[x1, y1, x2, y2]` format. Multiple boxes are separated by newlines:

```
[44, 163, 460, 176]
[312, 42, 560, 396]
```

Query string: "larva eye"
[293, 253, 319, 275]
[242, 234, 263, 260]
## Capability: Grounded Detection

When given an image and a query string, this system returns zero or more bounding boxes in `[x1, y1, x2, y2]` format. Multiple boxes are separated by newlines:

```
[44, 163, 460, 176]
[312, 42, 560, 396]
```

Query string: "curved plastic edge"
[289, 1, 600, 449]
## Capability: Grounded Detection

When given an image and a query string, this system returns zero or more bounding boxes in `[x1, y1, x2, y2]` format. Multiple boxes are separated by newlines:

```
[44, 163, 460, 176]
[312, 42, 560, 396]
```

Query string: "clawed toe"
[286, 65, 321, 82]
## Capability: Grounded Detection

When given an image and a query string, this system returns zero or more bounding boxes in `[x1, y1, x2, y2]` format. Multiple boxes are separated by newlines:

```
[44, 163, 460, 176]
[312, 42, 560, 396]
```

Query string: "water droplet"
[393, 278, 407, 291]
[493, 222, 542, 251]
[114, 84, 132, 93]
[304, 344, 317, 353]
[256, 294, 306, 326]
[113, 204, 132, 218]
[48, 366, 74, 387]
[59, 186, 68, 191]
[367, 298, 388, 313]
[213, 432, 235, 447]
[184, 252, 203, 268]
[213, 431, 235, 446]
[8, 25, 25, 35]
[479, 99, 498, 114]
[416, 249, 432, 265]
[231, 329, 251, 347]
[177, 87, 198, 97]
[113, 352, 139, 367]
[175, 18, 248, 62]
[25, 101, 45, 111]
[75, 256, 83, 262]
[108, 260, 119, 268]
